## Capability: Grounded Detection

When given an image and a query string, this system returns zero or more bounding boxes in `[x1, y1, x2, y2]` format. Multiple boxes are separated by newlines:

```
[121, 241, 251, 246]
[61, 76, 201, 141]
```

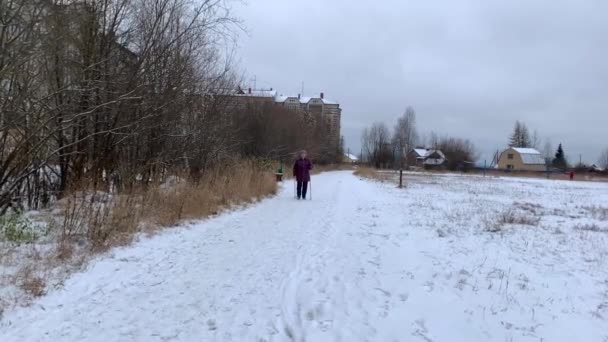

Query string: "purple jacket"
[293, 158, 313, 182]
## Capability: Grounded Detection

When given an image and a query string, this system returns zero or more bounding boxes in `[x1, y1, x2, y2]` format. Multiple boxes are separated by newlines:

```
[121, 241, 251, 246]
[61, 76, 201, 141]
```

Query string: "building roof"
[412, 148, 430, 157]
[423, 150, 446, 165]
[274, 95, 288, 103]
[411, 148, 446, 164]
[274, 95, 339, 105]
[512, 147, 541, 155]
[344, 153, 359, 161]
[237, 90, 276, 98]
[590, 164, 605, 171]
[508, 147, 545, 165]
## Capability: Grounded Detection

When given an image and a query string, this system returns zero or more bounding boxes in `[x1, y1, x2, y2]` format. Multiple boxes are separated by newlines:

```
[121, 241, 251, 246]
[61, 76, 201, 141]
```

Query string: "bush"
[486, 207, 541, 232]
[0, 213, 38, 243]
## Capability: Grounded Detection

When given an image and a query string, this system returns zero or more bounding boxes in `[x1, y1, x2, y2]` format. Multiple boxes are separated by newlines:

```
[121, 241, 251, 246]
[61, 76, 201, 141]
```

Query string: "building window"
[507, 154, 514, 160]
[507, 164, 514, 170]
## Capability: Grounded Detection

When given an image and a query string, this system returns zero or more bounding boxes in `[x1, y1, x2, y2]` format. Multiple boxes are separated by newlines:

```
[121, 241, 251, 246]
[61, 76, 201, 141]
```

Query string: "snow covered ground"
[1, 171, 608, 341]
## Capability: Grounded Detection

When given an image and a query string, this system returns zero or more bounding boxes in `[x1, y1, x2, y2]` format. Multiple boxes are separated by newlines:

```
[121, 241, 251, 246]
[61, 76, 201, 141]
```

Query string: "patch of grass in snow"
[0, 213, 40, 244]
[14, 265, 46, 298]
[574, 223, 608, 233]
[485, 206, 541, 233]
[581, 206, 608, 221]
[354, 167, 399, 184]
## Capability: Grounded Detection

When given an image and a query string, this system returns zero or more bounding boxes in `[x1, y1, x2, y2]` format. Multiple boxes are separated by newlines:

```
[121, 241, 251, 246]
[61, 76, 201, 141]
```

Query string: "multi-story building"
[228, 87, 342, 150]
[227, 87, 342, 151]
[274, 92, 342, 149]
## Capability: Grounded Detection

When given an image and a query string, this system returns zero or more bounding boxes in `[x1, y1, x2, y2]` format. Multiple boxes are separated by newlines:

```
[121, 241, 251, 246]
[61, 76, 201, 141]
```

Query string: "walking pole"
[309, 180, 312, 200]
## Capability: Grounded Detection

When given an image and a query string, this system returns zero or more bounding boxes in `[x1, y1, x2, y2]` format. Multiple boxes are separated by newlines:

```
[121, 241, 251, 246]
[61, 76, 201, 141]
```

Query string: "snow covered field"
[1, 171, 608, 341]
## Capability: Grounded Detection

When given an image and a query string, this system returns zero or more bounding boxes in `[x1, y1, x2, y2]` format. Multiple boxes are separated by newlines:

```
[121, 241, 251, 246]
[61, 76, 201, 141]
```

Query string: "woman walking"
[293, 150, 313, 200]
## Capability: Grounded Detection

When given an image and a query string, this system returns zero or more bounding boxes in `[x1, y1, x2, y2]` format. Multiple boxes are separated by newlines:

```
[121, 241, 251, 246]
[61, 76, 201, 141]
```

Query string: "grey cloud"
[234, 0, 608, 163]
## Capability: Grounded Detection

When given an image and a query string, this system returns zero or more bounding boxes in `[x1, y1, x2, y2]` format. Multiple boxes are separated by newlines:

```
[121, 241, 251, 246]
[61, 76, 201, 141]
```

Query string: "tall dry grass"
[354, 166, 398, 183]
[0, 160, 277, 312]
[58, 159, 277, 252]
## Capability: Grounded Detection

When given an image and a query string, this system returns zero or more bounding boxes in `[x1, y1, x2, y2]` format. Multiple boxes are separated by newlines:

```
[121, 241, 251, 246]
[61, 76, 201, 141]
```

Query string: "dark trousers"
[297, 181, 308, 199]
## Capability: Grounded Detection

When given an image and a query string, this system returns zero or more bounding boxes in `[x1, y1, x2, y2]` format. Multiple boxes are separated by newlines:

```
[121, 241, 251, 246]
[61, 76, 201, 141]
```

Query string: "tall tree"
[542, 139, 553, 165]
[361, 122, 392, 168]
[598, 148, 608, 169]
[435, 135, 477, 171]
[509, 121, 531, 148]
[509, 121, 522, 147]
[392, 106, 418, 169]
[0, 0, 243, 213]
[552, 143, 568, 170]
[531, 130, 540, 149]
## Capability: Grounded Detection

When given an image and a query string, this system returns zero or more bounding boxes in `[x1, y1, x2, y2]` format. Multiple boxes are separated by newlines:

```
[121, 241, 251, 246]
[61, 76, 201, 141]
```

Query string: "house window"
[507, 164, 514, 170]
[507, 154, 514, 160]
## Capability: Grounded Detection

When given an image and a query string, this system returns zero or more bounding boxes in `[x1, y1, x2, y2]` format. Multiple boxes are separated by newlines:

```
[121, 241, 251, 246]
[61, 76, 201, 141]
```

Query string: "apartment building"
[274, 92, 342, 149]
[228, 87, 342, 151]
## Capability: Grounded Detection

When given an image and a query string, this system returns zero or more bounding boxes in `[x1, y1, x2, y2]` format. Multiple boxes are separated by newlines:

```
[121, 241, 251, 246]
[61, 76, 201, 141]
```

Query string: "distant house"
[589, 164, 605, 173]
[497, 147, 546, 171]
[407, 148, 446, 168]
[343, 153, 359, 164]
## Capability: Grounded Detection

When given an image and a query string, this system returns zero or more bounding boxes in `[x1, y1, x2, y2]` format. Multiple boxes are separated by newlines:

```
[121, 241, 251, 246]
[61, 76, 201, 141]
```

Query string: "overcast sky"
[233, 0, 608, 164]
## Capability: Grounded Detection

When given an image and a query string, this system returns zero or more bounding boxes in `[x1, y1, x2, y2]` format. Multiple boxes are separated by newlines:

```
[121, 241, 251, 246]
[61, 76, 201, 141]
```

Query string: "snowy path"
[1, 171, 608, 341]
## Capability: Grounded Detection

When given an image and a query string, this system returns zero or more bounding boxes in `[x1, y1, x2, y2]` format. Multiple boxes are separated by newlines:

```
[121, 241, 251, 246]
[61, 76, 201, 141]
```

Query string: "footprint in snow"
[207, 319, 217, 331]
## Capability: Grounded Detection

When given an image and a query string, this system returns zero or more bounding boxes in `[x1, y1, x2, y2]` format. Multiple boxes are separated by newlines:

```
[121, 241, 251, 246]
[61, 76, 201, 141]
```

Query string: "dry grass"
[56, 159, 277, 252]
[146, 161, 276, 227]
[353, 166, 397, 183]
[486, 206, 542, 232]
[575, 223, 607, 233]
[14, 265, 45, 298]
[514, 202, 544, 216]
[581, 206, 608, 221]
[353, 166, 376, 178]
[0, 159, 277, 314]
[313, 163, 355, 174]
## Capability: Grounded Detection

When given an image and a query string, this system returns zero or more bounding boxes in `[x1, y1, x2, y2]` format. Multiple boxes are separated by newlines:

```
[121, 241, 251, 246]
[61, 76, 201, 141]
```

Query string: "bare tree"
[435, 135, 477, 171]
[392, 106, 418, 169]
[0, 0, 243, 213]
[542, 139, 553, 165]
[361, 122, 392, 168]
[531, 130, 540, 149]
[599, 148, 608, 169]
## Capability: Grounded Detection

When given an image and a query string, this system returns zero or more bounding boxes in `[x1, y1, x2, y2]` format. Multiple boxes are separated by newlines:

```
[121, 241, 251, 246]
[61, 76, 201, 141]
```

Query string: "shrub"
[0, 213, 38, 243]
[14, 265, 45, 298]
[486, 207, 541, 232]
[581, 206, 608, 221]
[574, 223, 607, 233]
